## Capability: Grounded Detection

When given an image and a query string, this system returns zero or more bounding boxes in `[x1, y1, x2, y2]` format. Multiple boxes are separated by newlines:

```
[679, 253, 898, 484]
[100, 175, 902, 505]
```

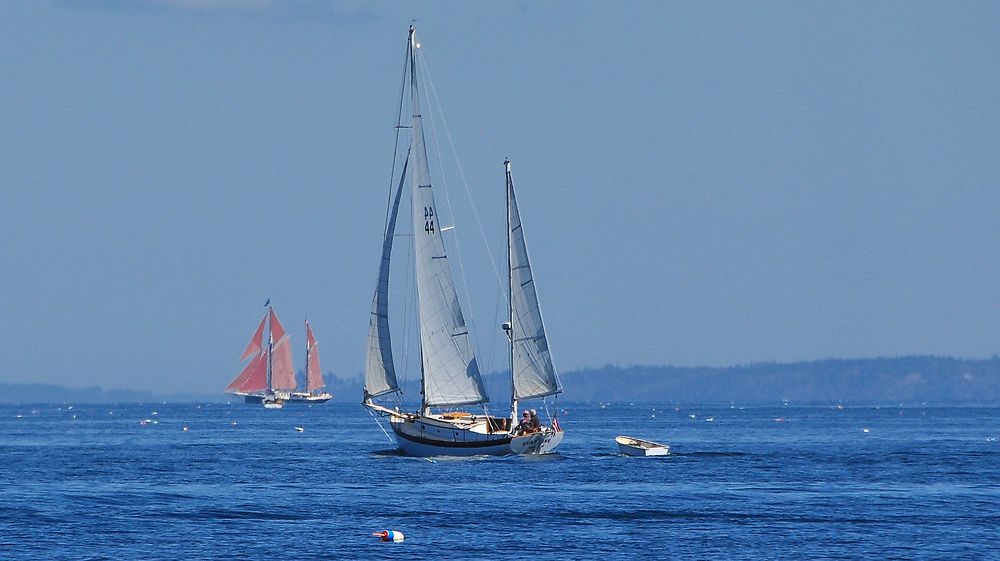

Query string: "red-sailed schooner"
[225, 305, 331, 407]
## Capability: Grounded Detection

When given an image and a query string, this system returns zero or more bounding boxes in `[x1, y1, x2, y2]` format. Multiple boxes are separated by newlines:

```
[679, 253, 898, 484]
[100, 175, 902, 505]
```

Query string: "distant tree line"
[2, 356, 998, 404]
[559, 356, 1000, 404]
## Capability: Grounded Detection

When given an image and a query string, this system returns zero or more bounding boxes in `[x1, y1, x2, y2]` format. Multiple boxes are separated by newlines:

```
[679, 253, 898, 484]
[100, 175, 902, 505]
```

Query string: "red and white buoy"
[372, 530, 404, 543]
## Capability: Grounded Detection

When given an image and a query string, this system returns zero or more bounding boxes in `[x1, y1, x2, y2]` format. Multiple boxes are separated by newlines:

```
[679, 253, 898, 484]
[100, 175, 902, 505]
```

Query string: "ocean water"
[1, 402, 998, 560]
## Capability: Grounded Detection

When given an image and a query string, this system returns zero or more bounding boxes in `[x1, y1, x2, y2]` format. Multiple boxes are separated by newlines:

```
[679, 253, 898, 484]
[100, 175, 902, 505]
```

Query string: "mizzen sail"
[305, 320, 324, 393]
[507, 162, 562, 400]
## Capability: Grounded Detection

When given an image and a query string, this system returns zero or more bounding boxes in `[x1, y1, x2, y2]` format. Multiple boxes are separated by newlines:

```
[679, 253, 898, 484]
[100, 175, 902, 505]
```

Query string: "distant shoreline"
[3, 355, 998, 405]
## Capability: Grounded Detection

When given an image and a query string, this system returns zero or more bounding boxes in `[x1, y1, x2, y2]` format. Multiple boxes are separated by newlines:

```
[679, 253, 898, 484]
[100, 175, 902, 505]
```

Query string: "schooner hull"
[387, 413, 562, 457]
[239, 392, 331, 405]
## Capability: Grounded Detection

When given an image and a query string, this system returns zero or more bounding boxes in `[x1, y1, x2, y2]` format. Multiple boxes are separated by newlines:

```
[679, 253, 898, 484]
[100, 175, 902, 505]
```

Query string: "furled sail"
[364, 155, 408, 398]
[409, 37, 487, 407]
[305, 320, 324, 393]
[507, 162, 562, 400]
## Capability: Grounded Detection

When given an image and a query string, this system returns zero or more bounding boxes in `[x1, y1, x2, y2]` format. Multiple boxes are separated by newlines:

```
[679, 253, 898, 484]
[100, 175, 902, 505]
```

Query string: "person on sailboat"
[529, 409, 541, 432]
[518, 411, 531, 434]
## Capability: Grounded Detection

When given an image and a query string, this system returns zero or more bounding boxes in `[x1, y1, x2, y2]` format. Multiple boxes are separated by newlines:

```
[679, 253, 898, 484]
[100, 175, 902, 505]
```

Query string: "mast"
[506, 159, 517, 427]
[266, 304, 273, 395]
[304, 318, 310, 394]
[411, 26, 428, 416]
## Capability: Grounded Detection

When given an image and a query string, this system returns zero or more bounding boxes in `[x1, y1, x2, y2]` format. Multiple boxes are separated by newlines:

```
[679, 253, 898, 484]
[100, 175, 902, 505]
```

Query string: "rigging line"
[367, 407, 395, 443]
[383, 33, 412, 232]
[539, 396, 560, 431]
[420, 50, 504, 290]
[417, 47, 506, 381]
[487, 280, 504, 400]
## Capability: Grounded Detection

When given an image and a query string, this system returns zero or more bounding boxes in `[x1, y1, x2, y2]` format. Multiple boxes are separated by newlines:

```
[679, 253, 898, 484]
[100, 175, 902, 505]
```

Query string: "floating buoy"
[372, 530, 404, 542]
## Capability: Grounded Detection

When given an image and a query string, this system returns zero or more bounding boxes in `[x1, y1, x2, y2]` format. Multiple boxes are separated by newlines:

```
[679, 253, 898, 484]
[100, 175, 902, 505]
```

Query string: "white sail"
[507, 162, 562, 400]
[409, 36, 487, 408]
[364, 155, 408, 398]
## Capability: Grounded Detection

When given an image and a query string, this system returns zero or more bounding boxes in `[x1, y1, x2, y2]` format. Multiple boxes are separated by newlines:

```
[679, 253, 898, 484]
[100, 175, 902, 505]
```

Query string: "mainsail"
[507, 162, 562, 400]
[408, 33, 487, 408]
[267, 309, 297, 391]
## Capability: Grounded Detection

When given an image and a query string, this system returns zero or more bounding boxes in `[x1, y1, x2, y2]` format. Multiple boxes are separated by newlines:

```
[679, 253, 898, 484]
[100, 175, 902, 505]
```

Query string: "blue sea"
[2, 402, 998, 560]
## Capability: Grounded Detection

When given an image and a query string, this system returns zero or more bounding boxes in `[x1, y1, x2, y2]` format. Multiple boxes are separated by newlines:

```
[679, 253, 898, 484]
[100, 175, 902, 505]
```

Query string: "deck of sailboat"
[366, 402, 511, 435]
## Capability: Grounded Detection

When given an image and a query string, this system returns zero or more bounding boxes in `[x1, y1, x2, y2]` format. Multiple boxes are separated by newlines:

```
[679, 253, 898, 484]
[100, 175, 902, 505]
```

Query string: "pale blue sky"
[1, 1, 997, 394]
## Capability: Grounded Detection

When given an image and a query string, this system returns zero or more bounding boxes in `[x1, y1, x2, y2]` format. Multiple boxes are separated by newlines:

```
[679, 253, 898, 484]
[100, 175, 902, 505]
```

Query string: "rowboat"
[616, 435, 670, 456]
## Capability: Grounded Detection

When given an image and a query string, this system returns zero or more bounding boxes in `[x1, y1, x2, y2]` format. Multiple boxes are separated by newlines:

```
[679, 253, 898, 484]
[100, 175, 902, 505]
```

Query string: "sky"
[1, 1, 998, 395]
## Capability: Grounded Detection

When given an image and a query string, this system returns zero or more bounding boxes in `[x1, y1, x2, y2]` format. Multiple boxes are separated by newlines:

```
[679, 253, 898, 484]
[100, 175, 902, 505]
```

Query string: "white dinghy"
[616, 435, 670, 456]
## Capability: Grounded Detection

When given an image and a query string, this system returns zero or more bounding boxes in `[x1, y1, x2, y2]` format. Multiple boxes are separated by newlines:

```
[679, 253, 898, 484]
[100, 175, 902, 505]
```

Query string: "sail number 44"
[424, 206, 435, 234]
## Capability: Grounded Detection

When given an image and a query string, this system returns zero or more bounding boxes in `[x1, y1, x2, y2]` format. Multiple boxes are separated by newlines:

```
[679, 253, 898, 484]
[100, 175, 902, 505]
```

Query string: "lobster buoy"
[372, 530, 404, 542]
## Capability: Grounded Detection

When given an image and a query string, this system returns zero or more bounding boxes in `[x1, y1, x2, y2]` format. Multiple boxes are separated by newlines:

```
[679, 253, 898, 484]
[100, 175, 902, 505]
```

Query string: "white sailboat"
[362, 27, 564, 456]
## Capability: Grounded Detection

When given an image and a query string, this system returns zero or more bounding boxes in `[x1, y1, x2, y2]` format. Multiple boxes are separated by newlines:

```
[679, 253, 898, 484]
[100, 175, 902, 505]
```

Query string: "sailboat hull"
[389, 415, 512, 456]
[510, 429, 564, 455]
[387, 413, 561, 457]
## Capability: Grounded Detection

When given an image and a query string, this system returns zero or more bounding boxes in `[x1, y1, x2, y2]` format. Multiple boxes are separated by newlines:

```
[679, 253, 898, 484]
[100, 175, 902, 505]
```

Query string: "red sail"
[239, 315, 266, 362]
[226, 352, 268, 392]
[269, 309, 287, 344]
[270, 335, 297, 390]
[305, 321, 324, 392]
[306, 319, 317, 348]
